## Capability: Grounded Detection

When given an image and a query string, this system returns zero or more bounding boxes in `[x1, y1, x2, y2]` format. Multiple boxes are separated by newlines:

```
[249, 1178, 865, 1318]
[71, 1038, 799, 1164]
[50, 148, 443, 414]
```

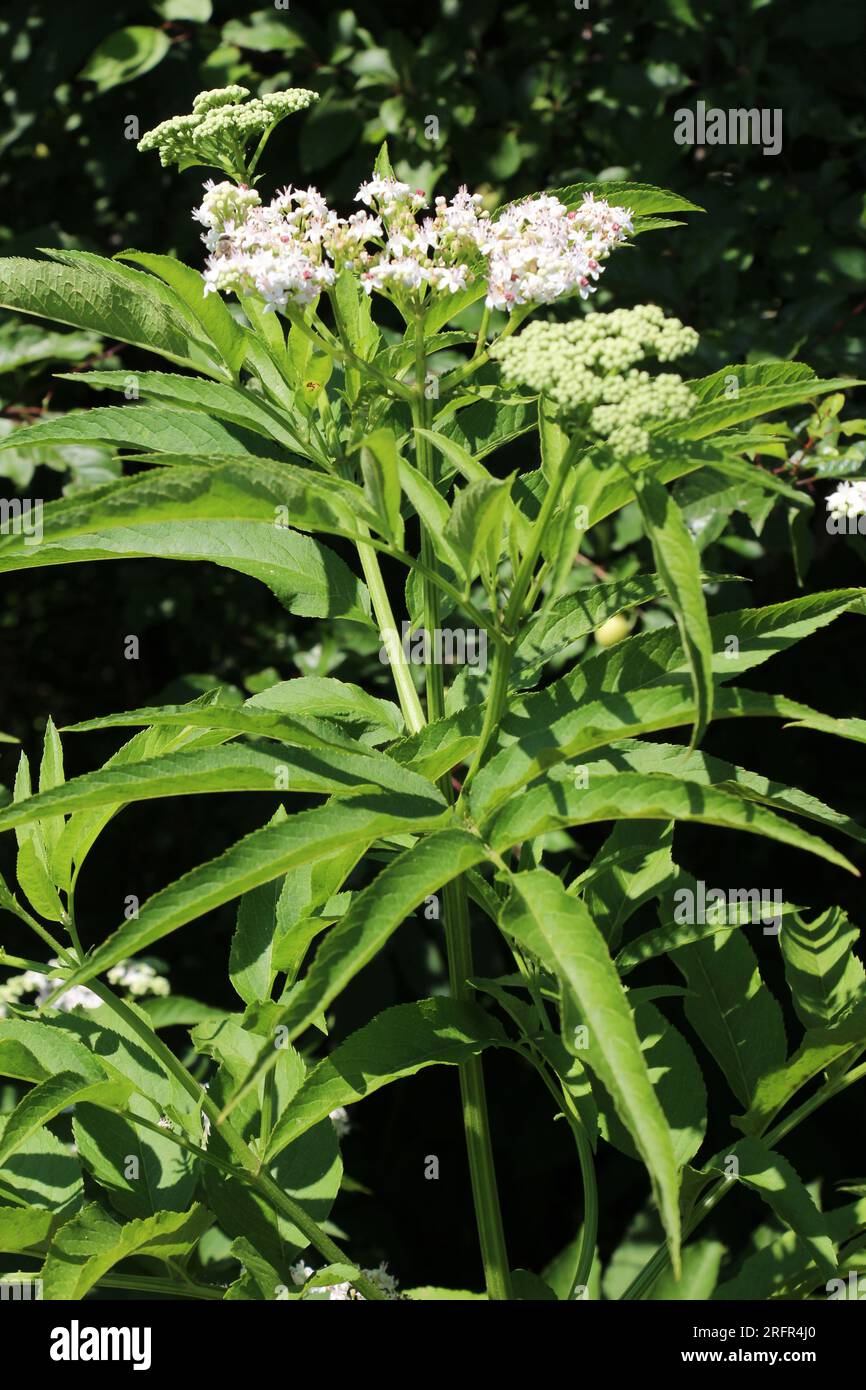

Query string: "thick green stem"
[354, 522, 425, 735]
[410, 315, 512, 1300]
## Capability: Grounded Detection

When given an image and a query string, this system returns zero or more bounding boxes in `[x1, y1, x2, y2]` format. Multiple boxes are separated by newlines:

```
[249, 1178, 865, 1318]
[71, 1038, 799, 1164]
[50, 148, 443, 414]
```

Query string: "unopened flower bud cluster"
[193, 173, 632, 314]
[138, 86, 318, 172]
[493, 305, 698, 457]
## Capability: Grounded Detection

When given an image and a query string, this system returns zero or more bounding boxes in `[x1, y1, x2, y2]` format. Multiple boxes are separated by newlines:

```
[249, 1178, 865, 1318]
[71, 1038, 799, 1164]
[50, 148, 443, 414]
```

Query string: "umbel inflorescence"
[138, 86, 319, 178]
[192, 176, 634, 314]
[492, 305, 698, 456]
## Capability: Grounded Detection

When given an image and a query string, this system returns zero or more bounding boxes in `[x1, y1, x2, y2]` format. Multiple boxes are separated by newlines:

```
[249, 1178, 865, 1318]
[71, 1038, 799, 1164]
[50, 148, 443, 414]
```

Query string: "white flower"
[329, 1106, 351, 1138]
[826, 480, 866, 519]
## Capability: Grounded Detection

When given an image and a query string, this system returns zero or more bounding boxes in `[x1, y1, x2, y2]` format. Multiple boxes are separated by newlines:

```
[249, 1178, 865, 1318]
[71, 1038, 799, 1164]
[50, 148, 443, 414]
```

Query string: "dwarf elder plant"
[0, 85, 865, 1302]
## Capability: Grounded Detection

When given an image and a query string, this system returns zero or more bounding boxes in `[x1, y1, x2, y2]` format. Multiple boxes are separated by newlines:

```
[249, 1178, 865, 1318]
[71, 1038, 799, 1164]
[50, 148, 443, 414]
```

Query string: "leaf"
[73, 1096, 199, 1220]
[0, 1205, 58, 1256]
[117, 252, 246, 375]
[0, 257, 208, 370]
[706, 1138, 836, 1278]
[0, 404, 274, 460]
[713, 1197, 866, 1300]
[0, 741, 438, 831]
[484, 769, 857, 875]
[780, 906, 866, 1030]
[39, 1202, 212, 1300]
[579, 822, 677, 950]
[670, 907, 787, 1108]
[662, 378, 861, 442]
[0, 1016, 107, 1085]
[513, 575, 668, 686]
[0, 1115, 83, 1214]
[0, 1072, 132, 1167]
[630, 475, 713, 746]
[266, 998, 507, 1161]
[79, 27, 171, 92]
[53, 794, 447, 994]
[502, 868, 682, 1273]
[0, 498, 371, 622]
[359, 428, 404, 546]
[444, 476, 511, 587]
[541, 180, 703, 217]
[733, 1014, 866, 1137]
[593, 1001, 707, 1167]
[63, 370, 301, 450]
[225, 830, 488, 1109]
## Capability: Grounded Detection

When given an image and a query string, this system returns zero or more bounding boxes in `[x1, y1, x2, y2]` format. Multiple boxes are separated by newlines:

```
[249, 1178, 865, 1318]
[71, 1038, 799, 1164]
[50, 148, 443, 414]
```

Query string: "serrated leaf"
[780, 906, 866, 1030]
[266, 998, 506, 1161]
[502, 868, 682, 1273]
[39, 1201, 212, 1299]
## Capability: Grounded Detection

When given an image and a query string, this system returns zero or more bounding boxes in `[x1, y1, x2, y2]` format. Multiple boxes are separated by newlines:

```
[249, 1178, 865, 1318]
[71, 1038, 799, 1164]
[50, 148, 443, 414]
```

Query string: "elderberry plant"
[0, 87, 865, 1303]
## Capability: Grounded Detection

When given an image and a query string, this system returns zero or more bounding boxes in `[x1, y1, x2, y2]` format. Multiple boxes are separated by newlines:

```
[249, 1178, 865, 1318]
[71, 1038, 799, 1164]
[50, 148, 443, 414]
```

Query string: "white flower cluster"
[289, 1260, 401, 1301]
[194, 175, 632, 314]
[0, 959, 99, 1017]
[825, 479, 866, 520]
[329, 1106, 351, 1138]
[493, 304, 698, 457]
[106, 960, 170, 998]
[139, 87, 318, 172]
[0, 956, 170, 1018]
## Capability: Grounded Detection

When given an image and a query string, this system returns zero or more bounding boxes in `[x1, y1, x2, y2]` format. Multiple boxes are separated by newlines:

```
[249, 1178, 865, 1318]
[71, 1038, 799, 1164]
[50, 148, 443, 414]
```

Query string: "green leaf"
[53, 794, 447, 994]
[117, 252, 246, 374]
[662, 378, 861, 442]
[0, 257, 209, 371]
[444, 476, 512, 588]
[0, 480, 372, 621]
[579, 822, 677, 950]
[502, 868, 682, 1273]
[266, 998, 507, 1161]
[513, 575, 668, 686]
[631, 475, 713, 746]
[670, 908, 787, 1108]
[79, 27, 171, 92]
[0, 1072, 132, 1167]
[0, 1205, 58, 1256]
[593, 1001, 707, 1167]
[707, 1138, 836, 1278]
[0, 741, 438, 831]
[0, 1116, 83, 1214]
[541, 180, 703, 217]
[484, 769, 857, 875]
[359, 428, 404, 546]
[780, 906, 866, 1030]
[713, 1197, 866, 1300]
[73, 1096, 199, 1220]
[39, 1202, 212, 1300]
[226, 830, 488, 1109]
[0, 404, 274, 460]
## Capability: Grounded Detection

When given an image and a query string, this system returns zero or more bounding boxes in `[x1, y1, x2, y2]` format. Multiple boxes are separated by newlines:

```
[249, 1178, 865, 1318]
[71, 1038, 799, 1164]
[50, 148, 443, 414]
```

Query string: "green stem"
[411, 314, 511, 1301]
[354, 522, 425, 735]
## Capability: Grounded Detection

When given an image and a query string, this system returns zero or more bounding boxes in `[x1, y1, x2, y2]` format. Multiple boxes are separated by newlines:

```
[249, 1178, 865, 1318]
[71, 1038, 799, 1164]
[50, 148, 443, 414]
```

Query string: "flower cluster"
[194, 175, 632, 314]
[138, 87, 318, 175]
[0, 959, 100, 1017]
[825, 479, 866, 520]
[492, 305, 698, 457]
[289, 1260, 402, 1301]
[0, 957, 170, 1017]
[106, 960, 170, 998]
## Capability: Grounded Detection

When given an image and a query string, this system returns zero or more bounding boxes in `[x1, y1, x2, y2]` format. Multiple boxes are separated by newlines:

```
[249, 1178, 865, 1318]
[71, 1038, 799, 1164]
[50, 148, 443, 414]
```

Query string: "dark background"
[1, 0, 865, 1292]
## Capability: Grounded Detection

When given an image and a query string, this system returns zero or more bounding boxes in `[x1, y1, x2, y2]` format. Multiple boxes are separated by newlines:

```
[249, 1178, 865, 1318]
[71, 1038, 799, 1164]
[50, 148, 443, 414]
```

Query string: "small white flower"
[826, 480, 866, 519]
